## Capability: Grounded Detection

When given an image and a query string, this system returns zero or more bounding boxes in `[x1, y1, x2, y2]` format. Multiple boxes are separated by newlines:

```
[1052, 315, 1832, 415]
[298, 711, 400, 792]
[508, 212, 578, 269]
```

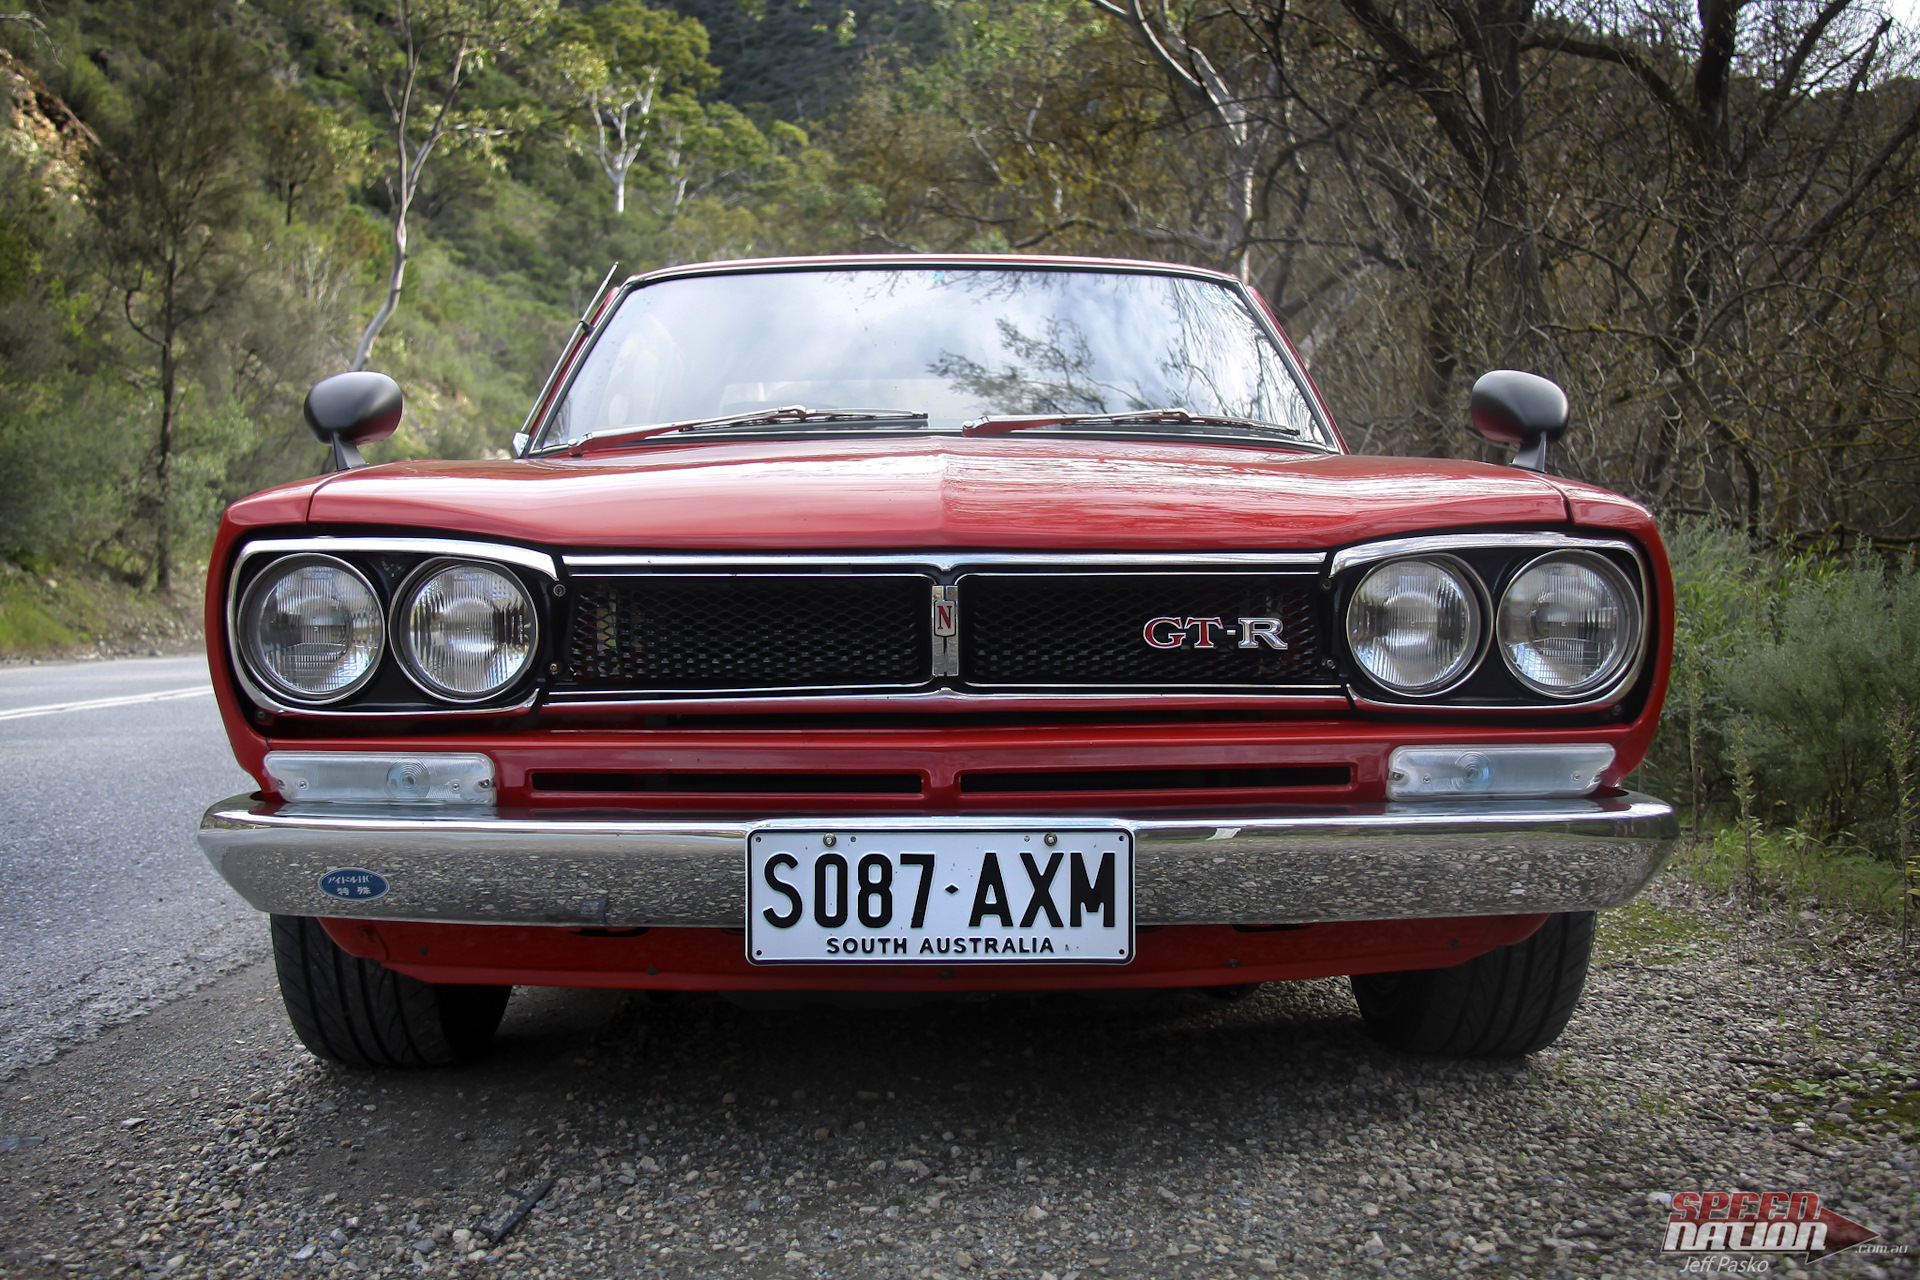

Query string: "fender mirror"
[1469, 370, 1569, 473]
[306, 372, 403, 473]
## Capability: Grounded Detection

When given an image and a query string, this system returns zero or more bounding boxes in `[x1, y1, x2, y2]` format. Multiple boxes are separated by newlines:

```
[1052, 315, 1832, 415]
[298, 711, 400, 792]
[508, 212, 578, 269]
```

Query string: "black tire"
[1349, 911, 1595, 1057]
[270, 914, 511, 1068]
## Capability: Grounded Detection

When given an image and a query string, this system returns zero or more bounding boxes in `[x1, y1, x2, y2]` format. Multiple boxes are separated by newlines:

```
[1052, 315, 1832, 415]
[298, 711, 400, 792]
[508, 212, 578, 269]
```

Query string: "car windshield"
[535, 266, 1333, 451]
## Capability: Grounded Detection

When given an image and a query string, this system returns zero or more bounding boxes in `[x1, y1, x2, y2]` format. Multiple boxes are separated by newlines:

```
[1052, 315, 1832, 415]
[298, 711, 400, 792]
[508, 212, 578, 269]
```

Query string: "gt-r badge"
[1142, 616, 1288, 650]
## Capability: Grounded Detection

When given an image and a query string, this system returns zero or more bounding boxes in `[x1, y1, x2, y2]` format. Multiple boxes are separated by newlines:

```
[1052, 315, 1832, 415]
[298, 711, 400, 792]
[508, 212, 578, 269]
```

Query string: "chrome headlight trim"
[1332, 532, 1653, 710]
[233, 536, 557, 580]
[1329, 532, 1640, 577]
[234, 553, 386, 706]
[1343, 554, 1489, 698]
[226, 537, 555, 717]
[390, 558, 541, 704]
[1495, 550, 1645, 699]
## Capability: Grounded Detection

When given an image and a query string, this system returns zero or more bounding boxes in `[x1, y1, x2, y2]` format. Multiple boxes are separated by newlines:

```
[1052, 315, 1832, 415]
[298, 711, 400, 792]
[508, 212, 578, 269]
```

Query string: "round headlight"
[395, 561, 537, 701]
[1497, 553, 1641, 696]
[1345, 557, 1484, 695]
[238, 555, 385, 704]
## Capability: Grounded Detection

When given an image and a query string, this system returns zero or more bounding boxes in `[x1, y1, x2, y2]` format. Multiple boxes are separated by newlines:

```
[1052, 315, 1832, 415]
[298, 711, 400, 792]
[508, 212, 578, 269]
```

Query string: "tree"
[551, 0, 717, 215]
[257, 81, 355, 227]
[1085, 0, 1273, 282]
[90, 6, 260, 591]
[1535, 0, 1920, 525]
[351, 0, 554, 373]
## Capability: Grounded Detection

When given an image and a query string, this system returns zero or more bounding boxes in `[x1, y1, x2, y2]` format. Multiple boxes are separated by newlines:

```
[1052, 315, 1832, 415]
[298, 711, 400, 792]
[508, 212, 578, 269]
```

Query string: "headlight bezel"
[235, 552, 388, 706]
[390, 556, 542, 704]
[225, 537, 558, 716]
[1343, 554, 1491, 698]
[1495, 549, 1645, 699]
[1330, 533, 1651, 710]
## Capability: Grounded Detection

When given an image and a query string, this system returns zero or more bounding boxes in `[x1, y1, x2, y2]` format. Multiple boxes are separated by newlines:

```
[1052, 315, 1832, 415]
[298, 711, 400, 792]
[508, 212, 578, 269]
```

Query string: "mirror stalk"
[1510, 434, 1550, 474]
[326, 436, 366, 474]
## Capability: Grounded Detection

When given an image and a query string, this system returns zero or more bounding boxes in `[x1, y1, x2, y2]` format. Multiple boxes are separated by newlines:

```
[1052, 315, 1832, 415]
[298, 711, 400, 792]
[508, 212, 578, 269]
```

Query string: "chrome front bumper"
[197, 792, 1678, 928]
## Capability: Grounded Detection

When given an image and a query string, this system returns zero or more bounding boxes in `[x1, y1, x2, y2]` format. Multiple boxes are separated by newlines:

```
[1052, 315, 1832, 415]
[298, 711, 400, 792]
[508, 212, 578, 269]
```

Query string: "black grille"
[531, 771, 922, 794]
[960, 573, 1323, 687]
[565, 575, 929, 691]
[962, 765, 1350, 792]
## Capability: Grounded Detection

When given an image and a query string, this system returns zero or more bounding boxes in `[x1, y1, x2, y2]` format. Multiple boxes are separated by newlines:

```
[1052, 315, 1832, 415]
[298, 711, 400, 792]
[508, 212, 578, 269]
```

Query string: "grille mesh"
[960, 573, 1322, 687]
[565, 575, 929, 690]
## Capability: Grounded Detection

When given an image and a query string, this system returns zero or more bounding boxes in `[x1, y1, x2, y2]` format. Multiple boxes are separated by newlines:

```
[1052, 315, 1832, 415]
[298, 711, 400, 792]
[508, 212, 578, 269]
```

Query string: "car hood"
[300, 436, 1573, 549]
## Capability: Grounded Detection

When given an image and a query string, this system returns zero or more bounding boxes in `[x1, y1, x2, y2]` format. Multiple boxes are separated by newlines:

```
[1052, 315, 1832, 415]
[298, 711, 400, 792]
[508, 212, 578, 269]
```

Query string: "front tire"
[1349, 911, 1595, 1057]
[270, 914, 510, 1068]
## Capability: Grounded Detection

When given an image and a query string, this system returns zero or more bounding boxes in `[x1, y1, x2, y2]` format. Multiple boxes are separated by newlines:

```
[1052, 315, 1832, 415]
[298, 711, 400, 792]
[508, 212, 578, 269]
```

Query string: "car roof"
[628, 253, 1245, 289]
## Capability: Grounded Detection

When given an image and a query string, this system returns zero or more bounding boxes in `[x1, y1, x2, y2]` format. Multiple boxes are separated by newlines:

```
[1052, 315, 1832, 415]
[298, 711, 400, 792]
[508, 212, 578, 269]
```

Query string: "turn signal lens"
[395, 561, 537, 701]
[264, 751, 496, 805]
[1345, 558, 1484, 695]
[1387, 744, 1614, 799]
[1497, 554, 1640, 696]
[238, 555, 384, 704]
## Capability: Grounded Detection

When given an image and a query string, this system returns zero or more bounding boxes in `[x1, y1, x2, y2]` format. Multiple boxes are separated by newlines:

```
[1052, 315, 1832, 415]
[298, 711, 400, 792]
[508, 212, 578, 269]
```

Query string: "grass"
[0, 577, 79, 649]
[1592, 896, 1733, 968]
[1609, 826, 1920, 1145]
[0, 562, 202, 658]
[1667, 824, 1907, 922]
[1753, 1067, 1920, 1144]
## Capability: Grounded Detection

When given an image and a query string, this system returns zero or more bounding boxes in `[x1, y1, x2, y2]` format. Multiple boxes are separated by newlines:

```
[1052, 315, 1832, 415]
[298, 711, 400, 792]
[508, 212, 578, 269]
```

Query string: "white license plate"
[745, 827, 1134, 964]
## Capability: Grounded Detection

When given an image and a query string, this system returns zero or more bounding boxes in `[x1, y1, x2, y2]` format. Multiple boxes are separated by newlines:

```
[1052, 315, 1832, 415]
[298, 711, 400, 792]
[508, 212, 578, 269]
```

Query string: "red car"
[198, 255, 1676, 1068]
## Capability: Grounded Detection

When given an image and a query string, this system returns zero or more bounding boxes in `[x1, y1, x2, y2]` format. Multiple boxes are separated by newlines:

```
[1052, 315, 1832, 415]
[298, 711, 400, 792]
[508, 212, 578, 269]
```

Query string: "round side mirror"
[1469, 370, 1569, 472]
[305, 372, 403, 472]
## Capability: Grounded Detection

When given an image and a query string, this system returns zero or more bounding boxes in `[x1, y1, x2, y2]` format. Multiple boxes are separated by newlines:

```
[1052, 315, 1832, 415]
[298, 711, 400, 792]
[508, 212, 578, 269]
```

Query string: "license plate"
[745, 827, 1134, 964]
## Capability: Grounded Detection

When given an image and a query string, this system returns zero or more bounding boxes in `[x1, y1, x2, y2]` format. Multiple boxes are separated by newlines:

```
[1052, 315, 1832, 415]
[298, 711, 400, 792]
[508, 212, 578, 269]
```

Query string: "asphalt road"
[0, 656, 257, 1078]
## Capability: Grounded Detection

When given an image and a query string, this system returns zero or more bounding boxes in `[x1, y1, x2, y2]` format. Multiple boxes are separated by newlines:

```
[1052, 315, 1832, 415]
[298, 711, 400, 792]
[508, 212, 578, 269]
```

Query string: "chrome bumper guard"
[197, 792, 1678, 928]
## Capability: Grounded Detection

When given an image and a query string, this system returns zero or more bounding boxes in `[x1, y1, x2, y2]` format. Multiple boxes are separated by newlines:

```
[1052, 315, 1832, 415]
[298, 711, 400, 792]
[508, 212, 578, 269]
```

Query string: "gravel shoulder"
[1, 878, 1914, 1280]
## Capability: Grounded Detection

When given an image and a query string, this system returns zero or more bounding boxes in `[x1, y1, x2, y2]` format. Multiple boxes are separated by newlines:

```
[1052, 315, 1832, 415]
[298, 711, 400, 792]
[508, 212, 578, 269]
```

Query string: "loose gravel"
[1, 878, 1914, 1280]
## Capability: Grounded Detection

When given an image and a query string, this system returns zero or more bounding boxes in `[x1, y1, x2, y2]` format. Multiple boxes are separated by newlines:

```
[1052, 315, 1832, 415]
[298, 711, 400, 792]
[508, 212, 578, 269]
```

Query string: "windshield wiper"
[564, 406, 928, 455]
[961, 407, 1310, 441]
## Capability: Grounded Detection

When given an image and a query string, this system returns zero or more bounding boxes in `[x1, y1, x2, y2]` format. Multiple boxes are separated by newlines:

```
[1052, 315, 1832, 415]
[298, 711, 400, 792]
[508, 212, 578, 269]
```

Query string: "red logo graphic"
[1141, 616, 1225, 649]
[1663, 1191, 1878, 1261]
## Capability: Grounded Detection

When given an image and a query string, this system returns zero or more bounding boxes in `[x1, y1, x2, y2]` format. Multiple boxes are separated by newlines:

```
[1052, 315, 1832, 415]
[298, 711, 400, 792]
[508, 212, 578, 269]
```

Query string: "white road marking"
[0, 685, 213, 722]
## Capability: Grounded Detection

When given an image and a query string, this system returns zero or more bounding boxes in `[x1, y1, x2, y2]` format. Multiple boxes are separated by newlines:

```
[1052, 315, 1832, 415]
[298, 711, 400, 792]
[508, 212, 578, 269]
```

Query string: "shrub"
[1721, 564, 1920, 839]
[1642, 519, 1920, 857]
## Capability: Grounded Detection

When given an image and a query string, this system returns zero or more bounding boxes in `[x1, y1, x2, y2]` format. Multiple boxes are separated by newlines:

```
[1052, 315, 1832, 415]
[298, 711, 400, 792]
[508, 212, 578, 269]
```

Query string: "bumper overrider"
[197, 792, 1678, 928]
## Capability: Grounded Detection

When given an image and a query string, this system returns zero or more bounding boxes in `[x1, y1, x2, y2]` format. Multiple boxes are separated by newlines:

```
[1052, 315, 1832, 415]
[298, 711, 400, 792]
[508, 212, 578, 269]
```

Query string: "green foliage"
[1644, 520, 1920, 862]
[1723, 564, 1920, 836]
[0, 92, 146, 564]
[660, 0, 946, 117]
[1671, 823, 1906, 922]
[554, 0, 716, 103]
[87, 2, 266, 588]
[0, 0, 862, 594]
[0, 562, 204, 653]
[550, 0, 719, 212]
[1591, 896, 1731, 967]
[256, 82, 359, 226]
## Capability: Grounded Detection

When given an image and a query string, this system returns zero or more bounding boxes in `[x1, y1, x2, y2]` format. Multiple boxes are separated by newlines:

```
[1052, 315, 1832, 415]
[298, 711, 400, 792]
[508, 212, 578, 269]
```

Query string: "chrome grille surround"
[550, 552, 1341, 699]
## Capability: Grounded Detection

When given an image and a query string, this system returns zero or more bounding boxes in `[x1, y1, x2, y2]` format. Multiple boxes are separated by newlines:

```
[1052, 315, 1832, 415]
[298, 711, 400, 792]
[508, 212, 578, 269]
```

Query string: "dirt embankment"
[0, 43, 95, 189]
[0, 563, 204, 661]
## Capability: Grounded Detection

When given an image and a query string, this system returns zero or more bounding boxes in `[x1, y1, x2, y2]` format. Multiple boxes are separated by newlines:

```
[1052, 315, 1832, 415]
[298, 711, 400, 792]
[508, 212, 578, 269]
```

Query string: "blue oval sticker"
[318, 868, 389, 901]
